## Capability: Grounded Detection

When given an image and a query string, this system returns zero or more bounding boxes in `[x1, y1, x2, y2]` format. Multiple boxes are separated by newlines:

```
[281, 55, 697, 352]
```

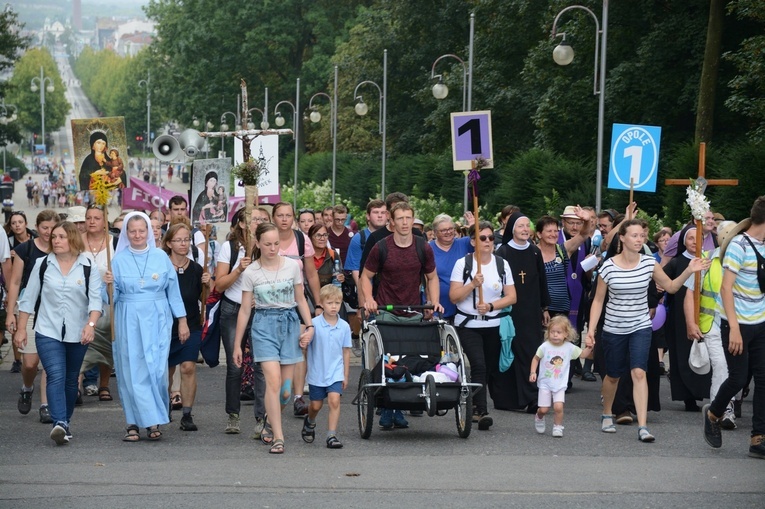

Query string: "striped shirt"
[721, 233, 765, 325]
[544, 257, 570, 313]
[600, 254, 655, 334]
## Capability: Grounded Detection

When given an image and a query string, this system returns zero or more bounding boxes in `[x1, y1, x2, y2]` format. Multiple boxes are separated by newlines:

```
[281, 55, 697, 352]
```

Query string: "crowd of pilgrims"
[3, 190, 763, 458]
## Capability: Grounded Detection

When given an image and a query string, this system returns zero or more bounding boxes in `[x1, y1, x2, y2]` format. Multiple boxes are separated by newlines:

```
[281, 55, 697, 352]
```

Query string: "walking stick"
[200, 224, 211, 326]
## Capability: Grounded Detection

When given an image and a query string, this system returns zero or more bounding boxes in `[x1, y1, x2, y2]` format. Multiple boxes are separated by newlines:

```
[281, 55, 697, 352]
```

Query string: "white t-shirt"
[0, 227, 11, 263]
[241, 257, 303, 309]
[216, 241, 246, 304]
[535, 341, 583, 392]
[449, 255, 514, 328]
[599, 254, 655, 335]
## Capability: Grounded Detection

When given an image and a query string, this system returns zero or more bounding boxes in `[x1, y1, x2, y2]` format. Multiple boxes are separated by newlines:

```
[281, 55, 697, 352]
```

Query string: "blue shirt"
[19, 253, 103, 343]
[306, 314, 352, 387]
[430, 237, 473, 318]
[344, 227, 371, 271]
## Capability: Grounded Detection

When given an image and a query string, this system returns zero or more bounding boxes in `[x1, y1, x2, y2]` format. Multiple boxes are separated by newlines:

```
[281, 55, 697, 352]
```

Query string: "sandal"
[98, 387, 113, 401]
[638, 426, 655, 442]
[326, 435, 343, 449]
[260, 415, 274, 445]
[171, 393, 182, 411]
[601, 414, 616, 433]
[301, 416, 316, 443]
[123, 425, 140, 442]
[269, 438, 285, 454]
[146, 426, 162, 441]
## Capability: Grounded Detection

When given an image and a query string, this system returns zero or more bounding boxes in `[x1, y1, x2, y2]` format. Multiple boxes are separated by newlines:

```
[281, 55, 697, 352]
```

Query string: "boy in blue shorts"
[302, 285, 351, 448]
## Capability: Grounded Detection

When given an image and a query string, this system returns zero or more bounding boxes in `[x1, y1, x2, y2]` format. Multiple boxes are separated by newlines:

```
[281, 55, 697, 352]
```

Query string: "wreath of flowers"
[686, 179, 710, 221]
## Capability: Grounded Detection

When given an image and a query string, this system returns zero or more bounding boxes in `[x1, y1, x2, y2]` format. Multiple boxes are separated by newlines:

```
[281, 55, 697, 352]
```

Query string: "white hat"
[67, 206, 86, 223]
[689, 339, 711, 375]
[560, 205, 580, 219]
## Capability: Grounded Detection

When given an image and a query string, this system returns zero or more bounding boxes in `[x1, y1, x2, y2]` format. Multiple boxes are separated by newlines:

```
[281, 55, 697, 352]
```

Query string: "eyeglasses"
[479, 235, 495, 242]
[170, 238, 191, 244]
[437, 227, 455, 235]
[313, 233, 328, 239]
[563, 219, 584, 226]
[251, 217, 268, 223]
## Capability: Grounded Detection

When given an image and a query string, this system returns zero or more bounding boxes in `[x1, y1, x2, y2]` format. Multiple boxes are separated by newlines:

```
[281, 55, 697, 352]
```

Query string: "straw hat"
[560, 205, 580, 219]
[719, 218, 751, 260]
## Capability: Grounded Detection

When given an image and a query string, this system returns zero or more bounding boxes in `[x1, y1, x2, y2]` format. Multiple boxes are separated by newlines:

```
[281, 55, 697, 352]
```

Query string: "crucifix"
[664, 142, 738, 324]
[518, 271, 526, 284]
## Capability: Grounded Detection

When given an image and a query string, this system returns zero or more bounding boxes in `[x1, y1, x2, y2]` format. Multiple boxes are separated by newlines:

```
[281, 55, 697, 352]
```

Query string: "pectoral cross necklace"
[131, 253, 149, 288]
[518, 270, 526, 284]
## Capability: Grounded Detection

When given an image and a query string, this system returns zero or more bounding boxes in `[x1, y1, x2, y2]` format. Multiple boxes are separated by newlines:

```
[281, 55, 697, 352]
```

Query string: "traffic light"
[135, 134, 144, 142]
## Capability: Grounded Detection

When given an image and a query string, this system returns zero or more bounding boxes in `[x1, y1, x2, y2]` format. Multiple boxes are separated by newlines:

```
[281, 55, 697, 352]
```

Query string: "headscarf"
[89, 131, 108, 154]
[115, 211, 156, 256]
[502, 211, 529, 247]
[677, 223, 697, 258]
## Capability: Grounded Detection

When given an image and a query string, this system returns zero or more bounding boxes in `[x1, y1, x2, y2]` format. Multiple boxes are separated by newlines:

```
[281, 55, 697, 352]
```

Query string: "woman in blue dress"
[104, 211, 188, 441]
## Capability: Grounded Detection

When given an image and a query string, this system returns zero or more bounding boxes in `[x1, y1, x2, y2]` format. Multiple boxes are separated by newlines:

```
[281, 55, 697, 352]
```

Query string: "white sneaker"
[720, 407, 737, 430]
[50, 424, 69, 445]
[534, 414, 546, 434]
[552, 425, 564, 438]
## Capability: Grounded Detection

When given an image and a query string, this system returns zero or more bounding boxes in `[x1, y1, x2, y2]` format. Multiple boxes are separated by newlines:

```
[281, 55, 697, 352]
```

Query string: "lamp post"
[0, 99, 19, 173]
[308, 66, 338, 204]
[192, 116, 214, 158]
[430, 12, 475, 213]
[244, 87, 270, 131]
[551, 1, 609, 213]
[354, 50, 387, 198]
[274, 78, 300, 210]
[219, 111, 239, 157]
[30, 65, 54, 156]
[137, 72, 151, 155]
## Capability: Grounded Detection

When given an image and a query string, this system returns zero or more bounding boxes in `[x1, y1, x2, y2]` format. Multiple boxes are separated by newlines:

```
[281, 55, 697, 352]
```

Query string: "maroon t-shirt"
[328, 226, 353, 263]
[364, 235, 436, 306]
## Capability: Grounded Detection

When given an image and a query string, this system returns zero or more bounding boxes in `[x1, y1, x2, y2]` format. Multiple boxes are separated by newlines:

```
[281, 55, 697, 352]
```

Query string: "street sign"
[608, 123, 662, 192]
[450, 110, 494, 171]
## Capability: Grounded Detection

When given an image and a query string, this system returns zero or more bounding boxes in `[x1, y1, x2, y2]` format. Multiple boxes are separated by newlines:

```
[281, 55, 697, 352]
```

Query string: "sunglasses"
[11, 211, 26, 218]
[87, 204, 105, 210]
[478, 234, 495, 242]
[298, 208, 314, 214]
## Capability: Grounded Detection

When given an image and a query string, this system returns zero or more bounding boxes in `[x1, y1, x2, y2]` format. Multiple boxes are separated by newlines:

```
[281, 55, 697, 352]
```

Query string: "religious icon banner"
[71, 117, 128, 192]
[191, 158, 231, 225]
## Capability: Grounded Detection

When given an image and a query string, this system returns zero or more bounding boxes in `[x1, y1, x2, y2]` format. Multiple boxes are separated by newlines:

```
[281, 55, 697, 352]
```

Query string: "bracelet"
[305, 325, 314, 329]
[489, 303, 494, 312]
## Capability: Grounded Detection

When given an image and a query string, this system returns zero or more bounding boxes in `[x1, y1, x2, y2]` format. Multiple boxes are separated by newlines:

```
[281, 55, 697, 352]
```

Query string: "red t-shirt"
[328, 226, 353, 264]
[364, 235, 435, 306]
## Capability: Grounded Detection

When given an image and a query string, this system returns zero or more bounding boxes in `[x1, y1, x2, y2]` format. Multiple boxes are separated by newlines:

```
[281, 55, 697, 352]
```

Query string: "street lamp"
[138, 72, 151, 155]
[0, 99, 19, 173]
[242, 87, 269, 131]
[30, 66, 54, 155]
[551, 1, 609, 213]
[430, 12, 475, 212]
[192, 116, 214, 157]
[219, 111, 238, 157]
[274, 78, 300, 210]
[354, 50, 387, 198]
[308, 66, 338, 204]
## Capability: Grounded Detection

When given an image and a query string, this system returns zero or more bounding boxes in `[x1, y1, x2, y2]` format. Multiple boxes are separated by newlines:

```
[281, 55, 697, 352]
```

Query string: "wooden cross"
[518, 271, 526, 284]
[664, 142, 738, 325]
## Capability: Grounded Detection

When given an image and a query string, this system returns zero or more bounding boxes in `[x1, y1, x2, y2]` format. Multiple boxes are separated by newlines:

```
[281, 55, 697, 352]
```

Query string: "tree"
[6, 48, 69, 141]
[0, 6, 30, 147]
[695, 0, 725, 143]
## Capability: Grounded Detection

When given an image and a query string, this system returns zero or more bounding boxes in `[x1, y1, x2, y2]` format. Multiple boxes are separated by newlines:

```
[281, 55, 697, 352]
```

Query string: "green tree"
[0, 6, 30, 147]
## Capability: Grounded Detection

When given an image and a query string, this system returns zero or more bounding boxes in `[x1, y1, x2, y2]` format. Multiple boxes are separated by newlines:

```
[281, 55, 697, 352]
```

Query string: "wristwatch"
[88, 321, 96, 327]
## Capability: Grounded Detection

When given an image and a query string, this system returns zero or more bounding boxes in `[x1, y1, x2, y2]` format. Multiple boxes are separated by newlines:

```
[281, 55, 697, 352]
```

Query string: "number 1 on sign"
[457, 118, 481, 154]
[624, 145, 642, 184]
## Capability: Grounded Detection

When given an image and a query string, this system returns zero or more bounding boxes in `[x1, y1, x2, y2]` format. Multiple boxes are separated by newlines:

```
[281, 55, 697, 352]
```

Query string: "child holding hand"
[301, 285, 351, 449]
[530, 315, 594, 437]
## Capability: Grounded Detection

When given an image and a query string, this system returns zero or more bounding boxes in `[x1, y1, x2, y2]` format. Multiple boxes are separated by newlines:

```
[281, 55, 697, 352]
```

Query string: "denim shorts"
[601, 326, 652, 378]
[308, 380, 343, 401]
[250, 307, 303, 365]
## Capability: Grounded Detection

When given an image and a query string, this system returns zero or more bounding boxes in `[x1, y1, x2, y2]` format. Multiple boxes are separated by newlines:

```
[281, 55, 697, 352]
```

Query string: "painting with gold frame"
[71, 116, 128, 192]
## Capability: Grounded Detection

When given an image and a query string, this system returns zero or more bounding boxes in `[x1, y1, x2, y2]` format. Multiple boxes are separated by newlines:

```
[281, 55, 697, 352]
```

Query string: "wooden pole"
[469, 162, 483, 304]
[104, 207, 115, 341]
[200, 224, 211, 326]
[693, 143, 706, 327]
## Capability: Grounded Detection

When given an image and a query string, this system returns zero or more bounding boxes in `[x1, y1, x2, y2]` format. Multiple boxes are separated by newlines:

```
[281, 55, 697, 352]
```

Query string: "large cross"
[664, 142, 738, 325]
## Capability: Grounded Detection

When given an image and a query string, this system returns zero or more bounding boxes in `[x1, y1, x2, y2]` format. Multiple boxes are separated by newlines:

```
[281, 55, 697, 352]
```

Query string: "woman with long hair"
[4, 210, 36, 373]
[587, 219, 708, 442]
[6, 209, 61, 424]
[232, 222, 315, 454]
[308, 223, 344, 288]
[16, 221, 102, 444]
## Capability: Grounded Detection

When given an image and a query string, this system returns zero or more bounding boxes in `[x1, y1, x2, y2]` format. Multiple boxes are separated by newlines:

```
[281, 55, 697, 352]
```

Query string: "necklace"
[131, 252, 150, 288]
[259, 258, 282, 290]
[172, 257, 189, 274]
[87, 234, 105, 256]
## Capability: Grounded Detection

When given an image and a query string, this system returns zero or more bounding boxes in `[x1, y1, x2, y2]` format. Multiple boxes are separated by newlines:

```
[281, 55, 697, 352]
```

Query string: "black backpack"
[34, 256, 92, 327]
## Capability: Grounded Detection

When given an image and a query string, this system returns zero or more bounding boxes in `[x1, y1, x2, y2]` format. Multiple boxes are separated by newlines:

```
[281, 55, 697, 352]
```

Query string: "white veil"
[114, 211, 156, 256]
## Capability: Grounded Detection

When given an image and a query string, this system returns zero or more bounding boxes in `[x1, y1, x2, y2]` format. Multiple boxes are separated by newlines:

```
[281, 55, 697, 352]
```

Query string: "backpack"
[373, 235, 428, 299]
[34, 256, 92, 327]
[456, 253, 510, 327]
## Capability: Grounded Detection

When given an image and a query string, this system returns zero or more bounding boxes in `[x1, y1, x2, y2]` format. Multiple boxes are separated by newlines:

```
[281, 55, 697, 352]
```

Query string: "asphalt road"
[0, 358, 763, 508]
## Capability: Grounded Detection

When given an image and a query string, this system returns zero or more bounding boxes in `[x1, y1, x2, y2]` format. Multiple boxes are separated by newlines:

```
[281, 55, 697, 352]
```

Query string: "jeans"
[35, 333, 88, 428]
[459, 326, 500, 414]
[711, 320, 765, 436]
[220, 298, 244, 415]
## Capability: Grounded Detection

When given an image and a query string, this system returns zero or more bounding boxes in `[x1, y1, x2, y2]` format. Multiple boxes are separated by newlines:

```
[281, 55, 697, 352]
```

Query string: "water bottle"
[332, 249, 342, 287]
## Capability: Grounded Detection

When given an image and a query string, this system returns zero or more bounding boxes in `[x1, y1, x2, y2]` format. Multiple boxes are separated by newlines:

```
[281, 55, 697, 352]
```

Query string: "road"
[0, 53, 763, 509]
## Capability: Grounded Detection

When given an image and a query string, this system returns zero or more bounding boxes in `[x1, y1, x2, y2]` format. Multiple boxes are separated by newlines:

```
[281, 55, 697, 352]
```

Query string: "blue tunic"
[111, 248, 186, 428]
